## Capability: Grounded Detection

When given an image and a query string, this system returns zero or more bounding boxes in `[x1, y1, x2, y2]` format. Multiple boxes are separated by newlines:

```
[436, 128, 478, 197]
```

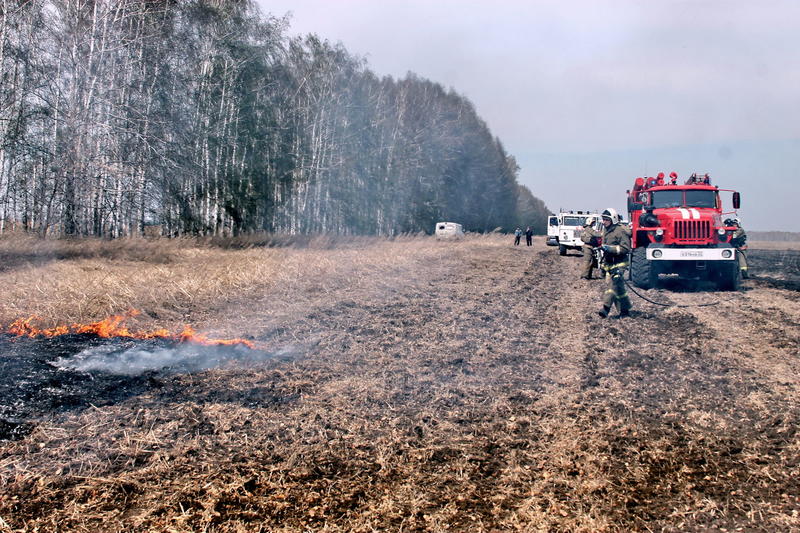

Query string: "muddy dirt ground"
[1, 237, 799, 531]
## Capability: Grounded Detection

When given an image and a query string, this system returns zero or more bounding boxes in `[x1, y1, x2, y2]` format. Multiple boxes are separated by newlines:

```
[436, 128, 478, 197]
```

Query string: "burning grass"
[1, 234, 799, 531]
[5, 310, 254, 348]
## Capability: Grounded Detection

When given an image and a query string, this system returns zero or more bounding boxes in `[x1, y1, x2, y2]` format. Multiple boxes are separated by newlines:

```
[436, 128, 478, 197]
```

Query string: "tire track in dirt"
[250, 239, 586, 410]
[666, 284, 800, 399]
[565, 276, 800, 530]
[254, 241, 602, 528]
[581, 281, 795, 433]
[664, 281, 800, 480]
[519, 249, 603, 400]
[309, 244, 798, 530]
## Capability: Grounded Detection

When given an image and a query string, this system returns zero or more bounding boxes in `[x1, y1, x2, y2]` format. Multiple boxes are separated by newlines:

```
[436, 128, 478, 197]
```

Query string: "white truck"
[434, 222, 465, 239]
[546, 211, 602, 255]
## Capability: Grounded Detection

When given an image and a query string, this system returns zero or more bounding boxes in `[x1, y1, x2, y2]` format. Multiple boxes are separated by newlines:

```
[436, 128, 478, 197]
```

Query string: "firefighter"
[729, 217, 748, 278]
[598, 208, 632, 318]
[580, 217, 601, 279]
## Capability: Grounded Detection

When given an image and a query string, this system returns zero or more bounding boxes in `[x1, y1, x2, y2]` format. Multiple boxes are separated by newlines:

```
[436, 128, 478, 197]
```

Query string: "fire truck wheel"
[559, 244, 567, 256]
[630, 247, 657, 289]
[716, 262, 741, 291]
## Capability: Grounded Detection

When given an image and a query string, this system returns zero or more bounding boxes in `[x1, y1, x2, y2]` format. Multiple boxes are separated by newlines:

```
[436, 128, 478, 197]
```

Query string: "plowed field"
[1, 236, 798, 532]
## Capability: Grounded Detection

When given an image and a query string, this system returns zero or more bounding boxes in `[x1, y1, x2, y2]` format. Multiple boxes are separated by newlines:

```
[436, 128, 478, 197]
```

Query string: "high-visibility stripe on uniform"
[602, 261, 629, 271]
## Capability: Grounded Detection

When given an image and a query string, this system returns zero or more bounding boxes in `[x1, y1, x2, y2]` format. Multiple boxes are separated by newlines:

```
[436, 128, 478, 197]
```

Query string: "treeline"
[0, 0, 548, 237]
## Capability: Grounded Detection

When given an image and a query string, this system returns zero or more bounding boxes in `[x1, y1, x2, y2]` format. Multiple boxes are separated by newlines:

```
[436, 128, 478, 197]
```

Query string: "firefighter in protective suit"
[580, 217, 601, 279]
[728, 218, 748, 279]
[598, 208, 632, 318]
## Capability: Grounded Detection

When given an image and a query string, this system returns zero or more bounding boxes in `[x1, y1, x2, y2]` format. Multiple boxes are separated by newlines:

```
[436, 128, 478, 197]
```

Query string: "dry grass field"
[0, 234, 799, 532]
[747, 240, 800, 251]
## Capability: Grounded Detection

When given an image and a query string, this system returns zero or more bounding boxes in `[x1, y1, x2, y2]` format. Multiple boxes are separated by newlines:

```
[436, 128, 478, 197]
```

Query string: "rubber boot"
[598, 306, 610, 318]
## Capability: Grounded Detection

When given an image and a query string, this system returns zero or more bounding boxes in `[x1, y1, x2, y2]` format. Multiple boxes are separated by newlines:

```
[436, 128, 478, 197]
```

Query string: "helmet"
[732, 217, 740, 226]
[583, 216, 595, 227]
[724, 218, 733, 226]
[601, 208, 620, 225]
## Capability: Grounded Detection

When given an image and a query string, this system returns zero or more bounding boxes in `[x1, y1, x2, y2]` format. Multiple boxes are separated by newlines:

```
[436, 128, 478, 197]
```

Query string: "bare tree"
[0, 0, 548, 239]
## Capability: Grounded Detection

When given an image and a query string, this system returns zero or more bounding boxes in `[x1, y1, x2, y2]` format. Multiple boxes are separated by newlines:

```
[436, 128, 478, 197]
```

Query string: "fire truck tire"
[716, 262, 741, 291]
[559, 244, 567, 256]
[630, 247, 657, 289]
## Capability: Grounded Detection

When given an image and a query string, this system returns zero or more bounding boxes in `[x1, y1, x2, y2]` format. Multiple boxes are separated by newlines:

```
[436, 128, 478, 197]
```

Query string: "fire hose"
[595, 248, 731, 309]
[622, 278, 723, 308]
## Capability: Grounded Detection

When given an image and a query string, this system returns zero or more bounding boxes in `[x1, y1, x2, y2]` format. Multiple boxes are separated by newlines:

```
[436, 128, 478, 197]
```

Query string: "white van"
[435, 222, 465, 239]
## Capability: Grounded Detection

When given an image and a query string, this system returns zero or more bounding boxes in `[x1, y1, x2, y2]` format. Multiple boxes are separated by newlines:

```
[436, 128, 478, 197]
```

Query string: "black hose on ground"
[597, 250, 735, 308]
[623, 279, 719, 308]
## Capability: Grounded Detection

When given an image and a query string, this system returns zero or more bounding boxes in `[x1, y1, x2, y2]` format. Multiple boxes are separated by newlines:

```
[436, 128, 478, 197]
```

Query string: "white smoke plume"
[53, 342, 297, 376]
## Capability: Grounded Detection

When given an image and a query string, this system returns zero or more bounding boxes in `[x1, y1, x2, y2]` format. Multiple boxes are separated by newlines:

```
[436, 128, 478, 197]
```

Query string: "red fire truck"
[627, 172, 742, 290]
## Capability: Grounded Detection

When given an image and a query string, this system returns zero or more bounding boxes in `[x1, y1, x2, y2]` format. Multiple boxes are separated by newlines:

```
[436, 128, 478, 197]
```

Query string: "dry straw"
[1, 234, 798, 531]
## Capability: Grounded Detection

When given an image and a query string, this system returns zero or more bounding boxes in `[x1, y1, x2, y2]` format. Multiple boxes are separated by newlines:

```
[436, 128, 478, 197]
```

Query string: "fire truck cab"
[546, 210, 602, 255]
[627, 173, 742, 290]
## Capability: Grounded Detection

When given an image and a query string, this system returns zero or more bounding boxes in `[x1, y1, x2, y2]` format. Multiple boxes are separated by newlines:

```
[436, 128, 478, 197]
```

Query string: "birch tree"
[0, 0, 550, 238]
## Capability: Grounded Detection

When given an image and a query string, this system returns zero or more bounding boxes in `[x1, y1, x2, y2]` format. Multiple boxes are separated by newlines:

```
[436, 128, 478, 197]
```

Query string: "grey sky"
[256, 0, 800, 231]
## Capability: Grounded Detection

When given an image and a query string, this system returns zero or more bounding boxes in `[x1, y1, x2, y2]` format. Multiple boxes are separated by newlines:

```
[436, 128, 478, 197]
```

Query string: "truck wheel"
[559, 244, 567, 256]
[630, 247, 657, 289]
[716, 262, 741, 291]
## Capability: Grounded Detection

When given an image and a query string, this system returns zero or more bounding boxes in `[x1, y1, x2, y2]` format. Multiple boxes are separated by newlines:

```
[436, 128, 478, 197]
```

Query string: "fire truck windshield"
[651, 190, 717, 209]
[684, 190, 717, 208]
[651, 191, 682, 208]
[562, 216, 586, 226]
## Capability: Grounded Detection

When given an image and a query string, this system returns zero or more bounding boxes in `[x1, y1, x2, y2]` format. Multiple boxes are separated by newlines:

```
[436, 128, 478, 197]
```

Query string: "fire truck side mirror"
[733, 192, 741, 209]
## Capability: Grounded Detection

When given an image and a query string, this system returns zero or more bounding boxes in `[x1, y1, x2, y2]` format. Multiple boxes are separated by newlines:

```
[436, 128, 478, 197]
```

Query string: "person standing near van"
[580, 217, 601, 279]
[514, 228, 522, 246]
[525, 226, 533, 246]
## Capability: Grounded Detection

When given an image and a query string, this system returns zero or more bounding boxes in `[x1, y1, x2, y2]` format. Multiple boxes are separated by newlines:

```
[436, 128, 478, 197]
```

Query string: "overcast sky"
[256, 0, 800, 231]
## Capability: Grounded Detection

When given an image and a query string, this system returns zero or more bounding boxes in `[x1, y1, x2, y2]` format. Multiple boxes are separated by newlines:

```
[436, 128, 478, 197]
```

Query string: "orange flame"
[4, 310, 254, 348]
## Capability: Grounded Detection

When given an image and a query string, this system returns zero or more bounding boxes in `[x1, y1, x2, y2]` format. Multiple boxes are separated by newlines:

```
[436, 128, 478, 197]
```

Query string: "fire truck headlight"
[652, 249, 663, 258]
[722, 249, 733, 258]
[655, 229, 664, 236]
[717, 229, 726, 236]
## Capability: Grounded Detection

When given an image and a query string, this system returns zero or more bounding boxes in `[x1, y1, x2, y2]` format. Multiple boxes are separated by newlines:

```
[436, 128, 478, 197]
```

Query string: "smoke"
[53, 341, 298, 376]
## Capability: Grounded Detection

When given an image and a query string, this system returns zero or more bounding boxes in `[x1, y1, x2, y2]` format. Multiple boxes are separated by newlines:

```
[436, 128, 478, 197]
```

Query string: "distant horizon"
[749, 229, 800, 236]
